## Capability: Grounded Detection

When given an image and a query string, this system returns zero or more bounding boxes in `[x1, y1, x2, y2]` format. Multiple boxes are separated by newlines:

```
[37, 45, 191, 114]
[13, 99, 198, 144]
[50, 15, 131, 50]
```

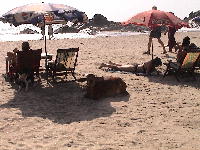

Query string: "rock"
[54, 13, 150, 34]
[91, 14, 110, 26]
[20, 28, 39, 34]
[54, 26, 80, 34]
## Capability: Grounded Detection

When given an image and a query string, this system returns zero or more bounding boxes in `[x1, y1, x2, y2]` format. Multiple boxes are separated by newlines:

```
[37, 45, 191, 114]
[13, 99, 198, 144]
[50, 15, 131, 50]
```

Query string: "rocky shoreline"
[21, 10, 200, 35]
[21, 14, 150, 35]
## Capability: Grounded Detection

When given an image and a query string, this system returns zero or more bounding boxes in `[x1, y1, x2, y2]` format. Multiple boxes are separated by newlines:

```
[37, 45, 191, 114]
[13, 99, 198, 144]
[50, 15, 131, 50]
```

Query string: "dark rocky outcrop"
[184, 10, 200, 21]
[54, 13, 149, 34]
[54, 26, 80, 34]
[20, 28, 39, 34]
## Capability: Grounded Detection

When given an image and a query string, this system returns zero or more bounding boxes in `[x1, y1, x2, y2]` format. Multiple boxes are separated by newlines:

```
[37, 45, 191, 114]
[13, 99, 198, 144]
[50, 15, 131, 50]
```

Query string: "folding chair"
[163, 52, 200, 81]
[47, 48, 79, 81]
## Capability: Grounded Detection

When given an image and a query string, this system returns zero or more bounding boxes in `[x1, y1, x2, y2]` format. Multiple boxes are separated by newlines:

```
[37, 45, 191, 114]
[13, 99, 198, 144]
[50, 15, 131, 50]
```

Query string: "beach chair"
[163, 52, 200, 81]
[32, 49, 42, 77]
[47, 48, 79, 81]
[16, 49, 42, 78]
[6, 52, 17, 81]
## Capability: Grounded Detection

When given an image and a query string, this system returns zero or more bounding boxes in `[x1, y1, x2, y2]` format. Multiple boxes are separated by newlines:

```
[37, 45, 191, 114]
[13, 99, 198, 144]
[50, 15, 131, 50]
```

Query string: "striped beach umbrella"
[0, 3, 88, 26]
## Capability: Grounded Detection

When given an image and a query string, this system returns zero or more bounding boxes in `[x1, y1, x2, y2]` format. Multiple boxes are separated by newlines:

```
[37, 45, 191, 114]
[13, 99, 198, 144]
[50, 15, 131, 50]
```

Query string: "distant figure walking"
[167, 25, 178, 52]
[41, 25, 45, 40]
[48, 25, 54, 40]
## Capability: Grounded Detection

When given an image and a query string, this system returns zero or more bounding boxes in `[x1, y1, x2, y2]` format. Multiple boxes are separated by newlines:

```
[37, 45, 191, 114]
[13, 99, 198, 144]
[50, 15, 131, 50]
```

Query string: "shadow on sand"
[0, 80, 130, 124]
[146, 72, 200, 89]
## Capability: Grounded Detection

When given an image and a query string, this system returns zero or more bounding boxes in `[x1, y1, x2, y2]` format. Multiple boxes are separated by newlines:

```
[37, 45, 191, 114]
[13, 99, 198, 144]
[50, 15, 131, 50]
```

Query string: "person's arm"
[143, 61, 153, 75]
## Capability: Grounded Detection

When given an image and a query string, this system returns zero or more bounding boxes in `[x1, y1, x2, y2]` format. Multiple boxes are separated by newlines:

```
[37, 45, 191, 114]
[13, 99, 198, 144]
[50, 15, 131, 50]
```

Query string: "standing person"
[167, 25, 178, 52]
[144, 25, 167, 55]
[41, 25, 45, 40]
[144, 6, 167, 55]
[48, 24, 53, 40]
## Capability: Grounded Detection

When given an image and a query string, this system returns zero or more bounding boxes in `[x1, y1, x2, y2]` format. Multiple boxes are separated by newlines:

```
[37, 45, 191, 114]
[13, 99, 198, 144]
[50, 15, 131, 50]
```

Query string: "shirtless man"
[99, 57, 162, 75]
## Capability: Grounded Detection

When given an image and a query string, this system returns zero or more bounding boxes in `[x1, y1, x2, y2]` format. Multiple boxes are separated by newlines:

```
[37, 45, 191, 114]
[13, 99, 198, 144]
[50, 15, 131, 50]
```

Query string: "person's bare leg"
[99, 63, 120, 70]
[158, 38, 167, 53]
[108, 61, 122, 66]
[145, 37, 152, 54]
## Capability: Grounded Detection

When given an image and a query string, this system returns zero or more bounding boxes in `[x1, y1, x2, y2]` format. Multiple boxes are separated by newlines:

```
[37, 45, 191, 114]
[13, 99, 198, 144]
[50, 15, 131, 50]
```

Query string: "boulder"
[54, 26, 80, 34]
[20, 28, 39, 34]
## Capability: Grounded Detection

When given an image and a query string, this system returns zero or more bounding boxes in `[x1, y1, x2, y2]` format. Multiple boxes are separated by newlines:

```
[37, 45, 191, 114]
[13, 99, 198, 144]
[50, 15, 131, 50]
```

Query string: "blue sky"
[0, 0, 199, 22]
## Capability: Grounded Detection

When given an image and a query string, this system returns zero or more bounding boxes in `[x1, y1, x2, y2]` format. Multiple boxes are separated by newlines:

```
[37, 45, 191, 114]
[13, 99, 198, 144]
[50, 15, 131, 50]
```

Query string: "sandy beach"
[0, 31, 200, 150]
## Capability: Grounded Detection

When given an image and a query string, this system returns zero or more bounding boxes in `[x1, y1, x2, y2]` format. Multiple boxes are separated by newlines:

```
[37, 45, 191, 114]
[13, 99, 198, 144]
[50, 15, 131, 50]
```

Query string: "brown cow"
[81, 74, 128, 99]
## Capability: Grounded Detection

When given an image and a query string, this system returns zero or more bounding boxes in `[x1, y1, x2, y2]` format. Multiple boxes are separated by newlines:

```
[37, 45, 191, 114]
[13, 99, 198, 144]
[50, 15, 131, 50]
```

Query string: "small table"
[41, 53, 53, 60]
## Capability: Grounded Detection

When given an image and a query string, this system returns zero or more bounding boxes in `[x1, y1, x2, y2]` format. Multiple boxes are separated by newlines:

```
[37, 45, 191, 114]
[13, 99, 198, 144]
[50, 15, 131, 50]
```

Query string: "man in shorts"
[144, 26, 167, 54]
[144, 6, 166, 55]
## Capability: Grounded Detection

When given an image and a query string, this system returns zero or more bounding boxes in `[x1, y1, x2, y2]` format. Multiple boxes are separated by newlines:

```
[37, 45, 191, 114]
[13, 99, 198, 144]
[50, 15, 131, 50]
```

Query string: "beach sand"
[0, 31, 200, 150]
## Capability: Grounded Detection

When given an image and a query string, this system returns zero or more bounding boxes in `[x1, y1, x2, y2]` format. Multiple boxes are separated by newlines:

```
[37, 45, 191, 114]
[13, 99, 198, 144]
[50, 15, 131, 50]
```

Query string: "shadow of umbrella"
[0, 81, 130, 124]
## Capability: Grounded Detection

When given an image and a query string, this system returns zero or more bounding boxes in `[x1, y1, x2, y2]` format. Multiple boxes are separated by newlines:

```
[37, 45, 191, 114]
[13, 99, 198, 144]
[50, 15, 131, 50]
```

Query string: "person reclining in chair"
[16, 42, 35, 91]
[99, 57, 162, 75]
[176, 36, 200, 63]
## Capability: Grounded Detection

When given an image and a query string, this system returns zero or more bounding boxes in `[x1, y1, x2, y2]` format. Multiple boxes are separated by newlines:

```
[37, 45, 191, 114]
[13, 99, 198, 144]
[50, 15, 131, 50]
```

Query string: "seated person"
[21, 41, 31, 51]
[176, 36, 200, 64]
[99, 57, 162, 75]
[176, 36, 191, 64]
[19, 41, 34, 83]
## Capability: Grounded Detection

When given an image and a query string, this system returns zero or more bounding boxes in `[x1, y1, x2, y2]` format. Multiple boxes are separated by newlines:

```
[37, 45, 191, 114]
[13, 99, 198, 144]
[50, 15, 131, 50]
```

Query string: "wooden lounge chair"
[163, 52, 200, 81]
[47, 48, 79, 81]
[32, 49, 42, 77]
[16, 49, 42, 78]
[6, 52, 18, 81]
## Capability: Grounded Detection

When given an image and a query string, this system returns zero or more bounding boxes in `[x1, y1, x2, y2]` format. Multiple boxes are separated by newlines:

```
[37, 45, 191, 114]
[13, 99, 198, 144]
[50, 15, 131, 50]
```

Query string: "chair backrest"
[181, 52, 200, 69]
[7, 52, 16, 63]
[55, 48, 79, 70]
[16, 49, 42, 73]
[32, 49, 42, 70]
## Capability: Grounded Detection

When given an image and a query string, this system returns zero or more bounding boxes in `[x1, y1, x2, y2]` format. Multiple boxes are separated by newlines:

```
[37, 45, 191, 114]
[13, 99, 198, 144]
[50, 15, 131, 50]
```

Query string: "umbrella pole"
[43, 17, 48, 82]
[45, 35, 47, 67]
[45, 35, 49, 82]
[151, 41, 154, 60]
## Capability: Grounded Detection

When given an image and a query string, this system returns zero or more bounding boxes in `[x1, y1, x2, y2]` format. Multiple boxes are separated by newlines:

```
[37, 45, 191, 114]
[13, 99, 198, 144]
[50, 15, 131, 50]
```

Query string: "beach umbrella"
[123, 9, 188, 28]
[0, 3, 88, 26]
[0, 3, 88, 52]
[165, 12, 190, 29]
[123, 9, 189, 58]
